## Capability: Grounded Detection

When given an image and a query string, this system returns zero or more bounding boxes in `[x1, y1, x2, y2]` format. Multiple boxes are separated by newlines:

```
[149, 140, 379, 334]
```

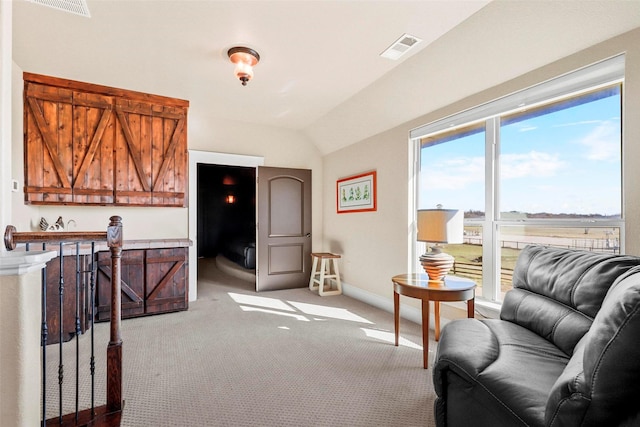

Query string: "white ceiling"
[12, 0, 640, 155]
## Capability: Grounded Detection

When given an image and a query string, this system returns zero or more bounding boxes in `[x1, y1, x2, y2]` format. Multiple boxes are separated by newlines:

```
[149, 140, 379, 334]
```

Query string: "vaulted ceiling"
[12, 1, 640, 155]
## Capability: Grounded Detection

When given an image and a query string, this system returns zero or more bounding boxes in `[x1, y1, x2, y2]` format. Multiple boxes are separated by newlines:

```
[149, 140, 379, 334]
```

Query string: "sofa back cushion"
[501, 245, 640, 355]
[545, 266, 640, 426]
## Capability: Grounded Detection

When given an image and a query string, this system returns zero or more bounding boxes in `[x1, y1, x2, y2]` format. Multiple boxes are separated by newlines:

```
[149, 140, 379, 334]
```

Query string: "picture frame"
[336, 171, 377, 213]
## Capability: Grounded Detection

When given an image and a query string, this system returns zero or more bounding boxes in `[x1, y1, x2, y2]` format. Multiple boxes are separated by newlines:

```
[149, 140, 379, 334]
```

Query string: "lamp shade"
[417, 209, 463, 244]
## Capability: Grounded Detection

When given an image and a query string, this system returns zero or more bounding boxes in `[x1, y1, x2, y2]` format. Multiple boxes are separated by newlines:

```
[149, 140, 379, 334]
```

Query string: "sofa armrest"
[433, 319, 498, 396]
[545, 267, 640, 426]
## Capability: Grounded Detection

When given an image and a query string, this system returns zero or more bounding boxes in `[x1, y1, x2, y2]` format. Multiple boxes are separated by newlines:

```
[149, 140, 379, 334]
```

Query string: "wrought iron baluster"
[75, 242, 81, 422]
[90, 242, 96, 417]
[58, 243, 64, 424]
[41, 242, 47, 427]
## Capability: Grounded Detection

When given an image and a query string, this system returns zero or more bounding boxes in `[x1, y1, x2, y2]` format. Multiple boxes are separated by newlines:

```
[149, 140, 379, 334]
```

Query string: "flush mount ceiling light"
[227, 47, 260, 86]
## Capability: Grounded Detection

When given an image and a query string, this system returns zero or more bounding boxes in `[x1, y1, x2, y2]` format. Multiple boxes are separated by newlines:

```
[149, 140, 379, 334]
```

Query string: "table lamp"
[417, 208, 464, 282]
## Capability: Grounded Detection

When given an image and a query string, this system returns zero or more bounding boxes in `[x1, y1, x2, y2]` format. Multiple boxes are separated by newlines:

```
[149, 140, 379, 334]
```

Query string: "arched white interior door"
[257, 166, 312, 291]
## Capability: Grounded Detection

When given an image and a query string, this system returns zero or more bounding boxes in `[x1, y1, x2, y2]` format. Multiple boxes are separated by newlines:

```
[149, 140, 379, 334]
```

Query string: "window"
[413, 56, 624, 304]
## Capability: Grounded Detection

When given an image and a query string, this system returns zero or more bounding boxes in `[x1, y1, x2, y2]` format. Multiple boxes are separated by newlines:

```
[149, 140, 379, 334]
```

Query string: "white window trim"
[410, 54, 624, 140]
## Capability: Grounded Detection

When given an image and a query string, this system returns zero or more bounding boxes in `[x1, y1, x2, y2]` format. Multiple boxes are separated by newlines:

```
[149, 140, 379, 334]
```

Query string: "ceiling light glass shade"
[417, 209, 464, 282]
[228, 47, 260, 86]
[234, 61, 254, 82]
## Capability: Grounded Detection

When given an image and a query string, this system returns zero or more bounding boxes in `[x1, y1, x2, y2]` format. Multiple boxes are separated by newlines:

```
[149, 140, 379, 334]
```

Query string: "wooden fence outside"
[452, 261, 514, 291]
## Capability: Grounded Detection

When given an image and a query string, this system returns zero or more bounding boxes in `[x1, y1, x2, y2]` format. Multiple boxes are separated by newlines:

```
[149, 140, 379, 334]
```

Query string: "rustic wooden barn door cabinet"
[95, 247, 188, 321]
[23, 72, 189, 207]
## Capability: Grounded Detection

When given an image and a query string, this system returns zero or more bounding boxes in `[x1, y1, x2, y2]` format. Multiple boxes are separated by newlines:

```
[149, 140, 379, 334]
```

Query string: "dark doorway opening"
[197, 164, 256, 275]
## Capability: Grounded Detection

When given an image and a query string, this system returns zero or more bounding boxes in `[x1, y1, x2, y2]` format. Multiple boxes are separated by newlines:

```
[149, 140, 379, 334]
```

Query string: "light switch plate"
[11, 179, 19, 192]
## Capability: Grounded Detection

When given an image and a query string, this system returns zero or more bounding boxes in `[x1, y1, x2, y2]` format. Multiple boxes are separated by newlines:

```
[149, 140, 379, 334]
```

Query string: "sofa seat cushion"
[434, 318, 570, 427]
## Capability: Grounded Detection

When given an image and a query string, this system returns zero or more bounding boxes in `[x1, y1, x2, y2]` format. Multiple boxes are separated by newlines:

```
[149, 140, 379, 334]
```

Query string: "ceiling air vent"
[26, 0, 91, 17]
[380, 33, 422, 60]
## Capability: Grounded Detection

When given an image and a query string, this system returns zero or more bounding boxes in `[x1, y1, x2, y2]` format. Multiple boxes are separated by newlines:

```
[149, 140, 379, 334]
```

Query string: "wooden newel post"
[106, 216, 123, 413]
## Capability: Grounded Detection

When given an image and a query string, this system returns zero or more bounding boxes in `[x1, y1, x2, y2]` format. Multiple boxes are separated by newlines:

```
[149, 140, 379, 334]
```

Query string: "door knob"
[306, 233, 311, 238]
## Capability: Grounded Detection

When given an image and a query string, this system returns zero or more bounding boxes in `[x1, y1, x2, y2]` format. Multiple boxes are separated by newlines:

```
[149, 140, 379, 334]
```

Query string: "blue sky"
[419, 89, 621, 216]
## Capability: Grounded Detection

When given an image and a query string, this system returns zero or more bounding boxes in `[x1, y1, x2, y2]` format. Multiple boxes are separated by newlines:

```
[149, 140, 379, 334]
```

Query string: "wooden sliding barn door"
[24, 83, 115, 204]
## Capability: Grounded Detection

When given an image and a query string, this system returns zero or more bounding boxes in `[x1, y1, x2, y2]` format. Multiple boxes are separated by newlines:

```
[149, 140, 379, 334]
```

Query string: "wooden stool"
[309, 252, 342, 296]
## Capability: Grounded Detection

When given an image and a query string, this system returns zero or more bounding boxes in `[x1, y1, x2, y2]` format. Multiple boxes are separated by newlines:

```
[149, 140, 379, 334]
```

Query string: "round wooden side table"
[392, 273, 476, 369]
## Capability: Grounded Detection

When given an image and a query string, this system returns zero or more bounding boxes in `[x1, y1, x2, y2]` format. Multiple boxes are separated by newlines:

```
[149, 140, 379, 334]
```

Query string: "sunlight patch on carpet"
[228, 292, 295, 311]
[239, 305, 310, 321]
[287, 301, 374, 324]
[361, 327, 423, 350]
[227, 292, 374, 324]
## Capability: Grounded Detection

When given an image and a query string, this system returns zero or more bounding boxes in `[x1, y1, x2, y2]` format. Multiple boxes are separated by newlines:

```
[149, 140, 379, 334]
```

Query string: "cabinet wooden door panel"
[145, 248, 188, 314]
[44, 255, 90, 345]
[96, 250, 144, 321]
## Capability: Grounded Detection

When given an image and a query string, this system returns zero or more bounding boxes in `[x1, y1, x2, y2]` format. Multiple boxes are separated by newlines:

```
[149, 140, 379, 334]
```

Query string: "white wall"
[322, 28, 640, 311]
[0, 1, 12, 250]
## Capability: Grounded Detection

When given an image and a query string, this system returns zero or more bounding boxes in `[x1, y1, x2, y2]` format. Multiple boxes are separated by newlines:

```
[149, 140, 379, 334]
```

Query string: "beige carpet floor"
[44, 258, 438, 426]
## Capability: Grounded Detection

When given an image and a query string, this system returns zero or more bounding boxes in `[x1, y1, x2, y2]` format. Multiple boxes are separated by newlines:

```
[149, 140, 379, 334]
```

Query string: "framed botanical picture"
[337, 171, 377, 213]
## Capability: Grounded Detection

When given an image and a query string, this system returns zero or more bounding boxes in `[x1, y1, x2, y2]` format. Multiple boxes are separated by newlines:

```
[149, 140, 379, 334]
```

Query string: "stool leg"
[332, 258, 342, 295]
[318, 258, 327, 296]
[309, 256, 319, 290]
[317, 258, 342, 296]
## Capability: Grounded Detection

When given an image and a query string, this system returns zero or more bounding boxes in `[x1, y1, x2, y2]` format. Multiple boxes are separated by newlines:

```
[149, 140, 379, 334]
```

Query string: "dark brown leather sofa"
[433, 245, 640, 427]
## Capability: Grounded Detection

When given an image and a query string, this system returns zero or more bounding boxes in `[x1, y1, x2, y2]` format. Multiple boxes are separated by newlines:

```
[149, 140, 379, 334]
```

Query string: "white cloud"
[553, 120, 602, 128]
[423, 150, 566, 190]
[573, 121, 620, 161]
[422, 156, 483, 190]
[500, 151, 565, 179]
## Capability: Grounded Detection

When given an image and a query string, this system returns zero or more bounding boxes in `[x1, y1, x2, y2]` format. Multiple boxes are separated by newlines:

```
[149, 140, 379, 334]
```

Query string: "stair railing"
[3, 216, 123, 426]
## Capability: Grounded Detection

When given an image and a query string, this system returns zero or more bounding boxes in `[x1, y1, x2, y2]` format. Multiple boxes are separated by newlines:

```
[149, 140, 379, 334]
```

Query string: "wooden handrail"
[4, 226, 107, 250]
